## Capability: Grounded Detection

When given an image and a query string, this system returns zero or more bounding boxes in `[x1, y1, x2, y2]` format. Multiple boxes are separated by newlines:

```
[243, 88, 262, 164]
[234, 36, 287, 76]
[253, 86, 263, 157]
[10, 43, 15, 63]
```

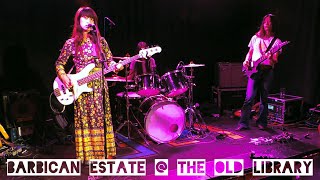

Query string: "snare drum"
[115, 91, 143, 125]
[161, 70, 188, 97]
[116, 91, 141, 99]
[135, 74, 161, 97]
[139, 95, 185, 143]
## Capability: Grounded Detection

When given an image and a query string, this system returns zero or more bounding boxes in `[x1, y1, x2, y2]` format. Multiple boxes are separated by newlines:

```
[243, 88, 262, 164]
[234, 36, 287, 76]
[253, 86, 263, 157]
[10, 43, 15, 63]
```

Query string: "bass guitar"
[243, 41, 290, 79]
[53, 46, 162, 105]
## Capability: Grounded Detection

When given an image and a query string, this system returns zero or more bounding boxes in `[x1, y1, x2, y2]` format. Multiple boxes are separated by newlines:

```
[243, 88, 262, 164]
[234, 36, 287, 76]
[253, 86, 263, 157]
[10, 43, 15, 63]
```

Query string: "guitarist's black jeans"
[239, 67, 273, 128]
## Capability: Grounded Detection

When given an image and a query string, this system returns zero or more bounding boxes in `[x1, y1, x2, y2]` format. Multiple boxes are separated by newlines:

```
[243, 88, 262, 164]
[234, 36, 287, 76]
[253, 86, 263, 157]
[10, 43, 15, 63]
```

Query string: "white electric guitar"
[53, 46, 162, 105]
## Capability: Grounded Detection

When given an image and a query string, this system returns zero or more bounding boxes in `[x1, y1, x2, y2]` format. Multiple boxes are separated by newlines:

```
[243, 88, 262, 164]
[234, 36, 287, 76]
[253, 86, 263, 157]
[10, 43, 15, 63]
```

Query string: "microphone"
[105, 17, 116, 26]
[87, 24, 96, 29]
[176, 61, 184, 70]
[87, 24, 96, 33]
[176, 62, 181, 69]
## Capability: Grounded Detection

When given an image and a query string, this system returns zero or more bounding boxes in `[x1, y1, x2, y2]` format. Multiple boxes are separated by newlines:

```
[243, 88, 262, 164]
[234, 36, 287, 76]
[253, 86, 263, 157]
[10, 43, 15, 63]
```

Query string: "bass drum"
[139, 95, 185, 143]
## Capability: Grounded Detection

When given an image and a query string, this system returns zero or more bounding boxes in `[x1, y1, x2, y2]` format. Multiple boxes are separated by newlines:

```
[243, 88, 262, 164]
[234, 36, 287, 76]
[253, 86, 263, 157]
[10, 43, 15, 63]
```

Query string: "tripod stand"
[183, 66, 208, 136]
[115, 64, 149, 145]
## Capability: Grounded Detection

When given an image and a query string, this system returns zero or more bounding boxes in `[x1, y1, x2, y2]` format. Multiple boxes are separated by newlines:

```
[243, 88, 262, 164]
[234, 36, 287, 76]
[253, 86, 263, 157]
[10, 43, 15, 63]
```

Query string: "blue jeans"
[239, 68, 273, 128]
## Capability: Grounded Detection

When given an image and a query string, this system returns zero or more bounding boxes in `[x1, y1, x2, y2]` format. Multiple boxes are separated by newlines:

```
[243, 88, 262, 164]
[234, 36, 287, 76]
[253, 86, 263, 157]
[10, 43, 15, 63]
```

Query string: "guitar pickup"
[54, 88, 61, 96]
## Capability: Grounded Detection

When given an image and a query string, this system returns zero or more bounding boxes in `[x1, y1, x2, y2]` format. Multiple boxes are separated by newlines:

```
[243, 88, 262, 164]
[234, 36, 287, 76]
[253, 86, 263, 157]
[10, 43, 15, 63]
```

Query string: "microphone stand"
[91, 30, 110, 158]
[104, 17, 115, 39]
[151, 57, 156, 95]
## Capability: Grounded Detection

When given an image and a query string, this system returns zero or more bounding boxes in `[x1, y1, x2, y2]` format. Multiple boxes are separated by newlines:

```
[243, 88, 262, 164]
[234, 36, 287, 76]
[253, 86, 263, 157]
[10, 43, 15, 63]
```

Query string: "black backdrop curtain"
[0, 0, 319, 105]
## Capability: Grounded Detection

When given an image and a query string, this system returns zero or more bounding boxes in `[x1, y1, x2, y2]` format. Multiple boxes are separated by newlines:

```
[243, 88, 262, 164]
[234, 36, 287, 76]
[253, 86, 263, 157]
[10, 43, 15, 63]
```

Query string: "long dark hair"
[256, 14, 278, 38]
[72, 7, 103, 58]
[136, 41, 148, 54]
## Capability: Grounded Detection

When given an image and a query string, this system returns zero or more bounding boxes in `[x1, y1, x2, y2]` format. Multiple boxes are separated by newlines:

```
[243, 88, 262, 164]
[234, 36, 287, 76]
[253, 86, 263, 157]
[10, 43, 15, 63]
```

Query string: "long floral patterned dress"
[55, 37, 116, 164]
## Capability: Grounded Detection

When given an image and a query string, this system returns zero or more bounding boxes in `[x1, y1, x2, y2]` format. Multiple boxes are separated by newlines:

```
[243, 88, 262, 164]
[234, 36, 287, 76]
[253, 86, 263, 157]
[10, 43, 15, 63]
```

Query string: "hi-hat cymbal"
[105, 76, 133, 82]
[183, 63, 205, 68]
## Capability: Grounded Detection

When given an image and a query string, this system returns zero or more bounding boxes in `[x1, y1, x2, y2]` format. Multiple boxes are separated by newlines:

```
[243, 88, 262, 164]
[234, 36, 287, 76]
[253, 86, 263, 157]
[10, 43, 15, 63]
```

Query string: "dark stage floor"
[1, 114, 320, 180]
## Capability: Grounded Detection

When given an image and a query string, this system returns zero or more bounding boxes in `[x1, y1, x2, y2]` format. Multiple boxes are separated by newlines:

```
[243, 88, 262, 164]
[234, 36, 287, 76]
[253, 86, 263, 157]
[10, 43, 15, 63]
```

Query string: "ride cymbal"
[183, 64, 205, 68]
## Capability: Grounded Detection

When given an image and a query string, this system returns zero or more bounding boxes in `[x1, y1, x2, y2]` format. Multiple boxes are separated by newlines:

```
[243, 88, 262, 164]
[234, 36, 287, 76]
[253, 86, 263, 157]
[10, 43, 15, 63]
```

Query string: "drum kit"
[109, 61, 208, 144]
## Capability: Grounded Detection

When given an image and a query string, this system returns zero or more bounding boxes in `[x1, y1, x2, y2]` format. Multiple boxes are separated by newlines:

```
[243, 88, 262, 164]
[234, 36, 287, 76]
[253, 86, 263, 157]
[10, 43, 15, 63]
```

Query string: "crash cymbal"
[105, 76, 134, 82]
[183, 63, 205, 68]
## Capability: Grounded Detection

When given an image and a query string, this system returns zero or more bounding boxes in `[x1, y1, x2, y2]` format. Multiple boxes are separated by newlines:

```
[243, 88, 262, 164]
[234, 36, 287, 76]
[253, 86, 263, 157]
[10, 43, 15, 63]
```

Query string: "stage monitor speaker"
[216, 62, 247, 88]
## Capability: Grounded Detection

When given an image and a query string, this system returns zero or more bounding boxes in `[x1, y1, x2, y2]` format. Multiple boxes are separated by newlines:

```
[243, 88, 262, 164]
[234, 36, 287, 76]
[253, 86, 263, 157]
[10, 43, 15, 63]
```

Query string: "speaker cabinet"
[1, 91, 40, 129]
[212, 86, 246, 114]
[216, 62, 247, 88]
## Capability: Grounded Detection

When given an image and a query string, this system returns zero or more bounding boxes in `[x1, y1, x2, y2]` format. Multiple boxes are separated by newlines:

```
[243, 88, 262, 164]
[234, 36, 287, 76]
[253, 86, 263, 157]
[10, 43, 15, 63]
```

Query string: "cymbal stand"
[116, 65, 149, 145]
[184, 67, 208, 136]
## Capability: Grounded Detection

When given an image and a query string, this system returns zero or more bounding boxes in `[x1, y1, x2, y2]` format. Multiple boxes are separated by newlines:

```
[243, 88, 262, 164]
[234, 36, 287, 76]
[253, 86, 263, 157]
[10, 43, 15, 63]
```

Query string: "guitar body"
[244, 61, 259, 79]
[244, 61, 266, 80]
[52, 46, 162, 105]
[53, 64, 95, 105]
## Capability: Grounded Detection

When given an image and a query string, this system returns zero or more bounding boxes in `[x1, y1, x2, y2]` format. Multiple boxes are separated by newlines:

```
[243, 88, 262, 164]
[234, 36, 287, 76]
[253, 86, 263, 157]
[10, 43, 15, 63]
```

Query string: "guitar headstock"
[281, 41, 290, 46]
[139, 46, 162, 58]
[272, 40, 290, 53]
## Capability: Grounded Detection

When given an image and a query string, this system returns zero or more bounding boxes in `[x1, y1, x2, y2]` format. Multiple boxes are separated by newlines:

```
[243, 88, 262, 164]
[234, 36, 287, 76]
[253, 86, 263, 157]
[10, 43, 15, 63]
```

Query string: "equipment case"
[267, 94, 303, 124]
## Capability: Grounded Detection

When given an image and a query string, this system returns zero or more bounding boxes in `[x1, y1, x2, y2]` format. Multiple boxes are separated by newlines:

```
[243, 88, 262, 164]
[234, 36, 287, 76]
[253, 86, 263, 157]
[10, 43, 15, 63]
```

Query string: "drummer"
[127, 41, 157, 80]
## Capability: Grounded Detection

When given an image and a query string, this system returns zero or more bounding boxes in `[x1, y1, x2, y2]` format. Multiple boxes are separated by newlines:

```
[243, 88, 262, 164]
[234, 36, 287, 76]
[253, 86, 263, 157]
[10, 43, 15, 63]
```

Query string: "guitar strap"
[253, 37, 277, 78]
[265, 37, 277, 53]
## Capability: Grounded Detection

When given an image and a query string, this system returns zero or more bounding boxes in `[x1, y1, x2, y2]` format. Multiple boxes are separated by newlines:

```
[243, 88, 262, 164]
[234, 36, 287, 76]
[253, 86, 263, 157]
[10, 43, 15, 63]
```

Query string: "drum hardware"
[183, 63, 209, 136]
[115, 65, 149, 145]
[184, 75, 195, 79]
[116, 91, 141, 99]
[115, 91, 141, 124]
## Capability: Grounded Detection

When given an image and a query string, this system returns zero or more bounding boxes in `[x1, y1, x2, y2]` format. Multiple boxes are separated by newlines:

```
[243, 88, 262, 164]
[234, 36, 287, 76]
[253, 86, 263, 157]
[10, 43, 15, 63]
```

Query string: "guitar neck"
[78, 54, 140, 85]
[255, 54, 268, 66]
[255, 42, 286, 66]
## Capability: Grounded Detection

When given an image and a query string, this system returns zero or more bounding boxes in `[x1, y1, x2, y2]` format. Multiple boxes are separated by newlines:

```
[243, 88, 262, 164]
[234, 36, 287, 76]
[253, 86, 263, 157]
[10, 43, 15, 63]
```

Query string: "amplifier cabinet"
[212, 86, 246, 113]
[215, 62, 248, 88]
[1, 91, 40, 129]
[267, 94, 303, 124]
